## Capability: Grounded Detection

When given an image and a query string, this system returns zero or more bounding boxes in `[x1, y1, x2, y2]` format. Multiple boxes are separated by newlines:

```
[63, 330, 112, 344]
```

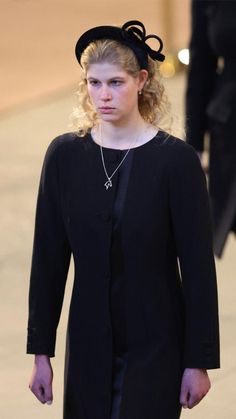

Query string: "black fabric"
[27, 131, 220, 419]
[110, 149, 133, 355]
[110, 354, 128, 419]
[186, 0, 236, 256]
[109, 150, 132, 418]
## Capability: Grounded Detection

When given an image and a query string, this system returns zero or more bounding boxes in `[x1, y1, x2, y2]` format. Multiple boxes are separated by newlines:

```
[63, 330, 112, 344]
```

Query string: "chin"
[100, 114, 121, 122]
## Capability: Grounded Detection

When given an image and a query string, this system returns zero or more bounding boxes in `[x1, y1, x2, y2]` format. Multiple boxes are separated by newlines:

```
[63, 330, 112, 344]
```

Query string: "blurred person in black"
[186, 0, 236, 257]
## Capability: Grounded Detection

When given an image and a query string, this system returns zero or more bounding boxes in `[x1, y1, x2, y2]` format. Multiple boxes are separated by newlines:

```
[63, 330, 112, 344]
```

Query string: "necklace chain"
[100, 146, 131, 189]
[99, 124, 140, 190]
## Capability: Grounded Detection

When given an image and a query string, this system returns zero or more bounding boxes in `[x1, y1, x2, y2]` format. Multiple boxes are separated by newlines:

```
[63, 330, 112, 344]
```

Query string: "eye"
[88, 79, 100, 86]
[110, 79, 123, 86]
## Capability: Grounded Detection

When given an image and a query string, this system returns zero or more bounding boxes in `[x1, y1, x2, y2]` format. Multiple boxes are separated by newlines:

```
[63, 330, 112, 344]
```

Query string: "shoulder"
[153, 131, 204, 178]
[155, 131, 200, 163]
[44, 131, 90, 163]
[45, 131, 86, 155]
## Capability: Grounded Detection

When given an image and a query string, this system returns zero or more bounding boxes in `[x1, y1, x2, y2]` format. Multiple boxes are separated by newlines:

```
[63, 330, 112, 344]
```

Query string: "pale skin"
[86, 62, 156, 148]
[29, 61, 211, 408]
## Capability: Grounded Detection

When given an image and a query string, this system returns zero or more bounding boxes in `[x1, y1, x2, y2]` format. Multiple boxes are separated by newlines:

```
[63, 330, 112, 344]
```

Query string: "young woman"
[27, 20, 220, 419]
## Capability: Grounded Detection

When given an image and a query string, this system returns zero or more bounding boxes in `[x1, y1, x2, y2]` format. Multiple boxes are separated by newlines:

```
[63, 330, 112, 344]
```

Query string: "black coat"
[27, 131, 220, 419]
[186, 0, 236, 257]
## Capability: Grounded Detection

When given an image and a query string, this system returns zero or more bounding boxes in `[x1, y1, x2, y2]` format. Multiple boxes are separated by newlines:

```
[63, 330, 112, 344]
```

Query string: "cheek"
[121, 89, 138, 107]
[87, 87, 96, 104]
[119, 87, 137, 103]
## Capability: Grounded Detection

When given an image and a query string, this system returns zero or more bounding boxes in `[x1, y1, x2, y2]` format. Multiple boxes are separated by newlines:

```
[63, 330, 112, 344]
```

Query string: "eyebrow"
[87, 76, 125, 81]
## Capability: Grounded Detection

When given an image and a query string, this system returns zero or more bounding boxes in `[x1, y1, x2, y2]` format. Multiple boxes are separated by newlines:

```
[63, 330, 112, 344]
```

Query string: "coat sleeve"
[27, 138, 71, 357]
[169, 141, 220, 369]
[185, 0, 218, 151]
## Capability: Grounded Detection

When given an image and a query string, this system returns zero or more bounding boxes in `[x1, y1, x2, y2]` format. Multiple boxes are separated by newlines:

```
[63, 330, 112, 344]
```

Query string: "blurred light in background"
[159, 54, 178, 78]
[178, 48, 189, 65]
[159, 48, 189, 78]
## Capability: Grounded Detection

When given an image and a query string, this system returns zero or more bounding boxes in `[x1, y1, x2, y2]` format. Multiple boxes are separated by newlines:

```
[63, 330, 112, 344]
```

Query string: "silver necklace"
[98, 124, 140, 190]
[100, 146, 131, 190]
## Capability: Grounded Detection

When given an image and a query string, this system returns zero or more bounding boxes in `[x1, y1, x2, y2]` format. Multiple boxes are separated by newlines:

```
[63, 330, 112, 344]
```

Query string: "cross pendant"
[104, 179, 112, 190]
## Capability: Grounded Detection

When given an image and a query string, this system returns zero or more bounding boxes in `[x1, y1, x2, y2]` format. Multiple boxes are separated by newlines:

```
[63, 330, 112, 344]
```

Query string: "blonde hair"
[71, 39, 173, 136]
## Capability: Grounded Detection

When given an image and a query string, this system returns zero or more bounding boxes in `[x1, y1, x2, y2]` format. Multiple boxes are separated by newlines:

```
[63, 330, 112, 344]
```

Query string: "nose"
[100, 85, 112, 101]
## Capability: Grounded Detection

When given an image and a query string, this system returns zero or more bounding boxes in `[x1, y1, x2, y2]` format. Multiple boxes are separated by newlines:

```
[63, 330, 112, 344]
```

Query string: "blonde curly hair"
[71, 39, 173, 136]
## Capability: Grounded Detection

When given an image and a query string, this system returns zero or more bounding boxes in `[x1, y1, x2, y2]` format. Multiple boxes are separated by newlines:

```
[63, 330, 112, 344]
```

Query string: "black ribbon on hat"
[121, 20, 165, 63]
[75, 19, 165, 69]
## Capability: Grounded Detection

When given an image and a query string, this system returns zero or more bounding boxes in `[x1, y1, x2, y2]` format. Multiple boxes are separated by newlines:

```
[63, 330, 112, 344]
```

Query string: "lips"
[99, 107, 114, 110]
[99, 107, 115, 114]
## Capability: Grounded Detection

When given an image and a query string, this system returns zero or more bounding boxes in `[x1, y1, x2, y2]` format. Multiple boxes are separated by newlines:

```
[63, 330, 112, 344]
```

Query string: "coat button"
[105, 325, 112, 335]
[99, 211, 111, 222]
[105, 273, 111, 281]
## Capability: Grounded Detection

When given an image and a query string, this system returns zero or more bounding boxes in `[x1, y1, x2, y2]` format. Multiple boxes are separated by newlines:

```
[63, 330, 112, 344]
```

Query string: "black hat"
[75, 20, 165, 69]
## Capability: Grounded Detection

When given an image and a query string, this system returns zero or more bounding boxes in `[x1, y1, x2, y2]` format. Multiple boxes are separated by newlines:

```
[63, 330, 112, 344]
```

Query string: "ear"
[138, 69, 148, 90]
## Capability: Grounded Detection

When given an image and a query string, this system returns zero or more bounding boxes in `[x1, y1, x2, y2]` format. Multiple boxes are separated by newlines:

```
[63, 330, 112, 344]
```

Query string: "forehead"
[87, 62, 128, 78]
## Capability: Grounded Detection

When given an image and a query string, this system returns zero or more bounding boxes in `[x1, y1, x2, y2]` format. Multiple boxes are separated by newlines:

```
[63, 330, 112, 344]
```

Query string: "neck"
[94, 118, 151, 150]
